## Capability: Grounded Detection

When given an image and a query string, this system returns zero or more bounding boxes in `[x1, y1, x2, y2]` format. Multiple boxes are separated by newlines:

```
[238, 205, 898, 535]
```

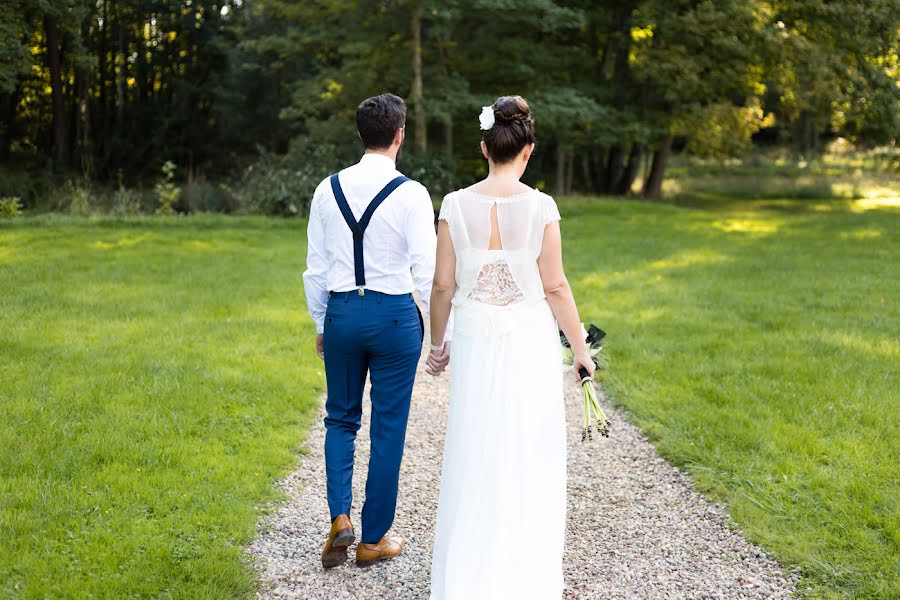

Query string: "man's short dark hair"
[356, 93, 406, 149]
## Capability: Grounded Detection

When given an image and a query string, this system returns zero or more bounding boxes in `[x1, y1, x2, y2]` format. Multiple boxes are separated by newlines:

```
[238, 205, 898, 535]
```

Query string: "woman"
[426, 96, 595, 599]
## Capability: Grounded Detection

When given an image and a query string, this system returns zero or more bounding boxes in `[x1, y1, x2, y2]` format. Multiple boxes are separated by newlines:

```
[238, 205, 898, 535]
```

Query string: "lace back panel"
[467, 258, 525, 306]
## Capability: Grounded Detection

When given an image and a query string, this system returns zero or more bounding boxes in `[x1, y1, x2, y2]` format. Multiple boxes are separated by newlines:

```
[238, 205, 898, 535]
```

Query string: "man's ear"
[394, 127, 404, 147]
[480, 140, 490, 161]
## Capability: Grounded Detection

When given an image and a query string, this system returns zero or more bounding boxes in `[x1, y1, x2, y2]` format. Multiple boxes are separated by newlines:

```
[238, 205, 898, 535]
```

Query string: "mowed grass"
[0, 215, 323, 598]
[560, 197, 899, 599]
[1, 198, 898, 598]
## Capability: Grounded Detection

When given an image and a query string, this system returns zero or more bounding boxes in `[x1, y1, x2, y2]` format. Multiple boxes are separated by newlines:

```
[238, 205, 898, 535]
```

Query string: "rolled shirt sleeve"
[302, 182, 329, 334]
[406, 184, 453, 341]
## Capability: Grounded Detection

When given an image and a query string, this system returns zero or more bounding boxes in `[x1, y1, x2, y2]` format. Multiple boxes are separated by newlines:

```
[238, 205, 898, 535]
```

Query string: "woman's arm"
[427, 219, 456, 375]
[538, 221, 595, 381]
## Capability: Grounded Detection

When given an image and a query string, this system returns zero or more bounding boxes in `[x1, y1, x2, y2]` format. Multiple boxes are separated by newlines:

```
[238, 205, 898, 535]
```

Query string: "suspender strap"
[330, 173, 410, 287]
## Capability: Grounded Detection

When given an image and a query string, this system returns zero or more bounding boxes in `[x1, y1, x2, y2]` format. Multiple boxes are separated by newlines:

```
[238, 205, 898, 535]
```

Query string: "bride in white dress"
[426, 96, 596, 599]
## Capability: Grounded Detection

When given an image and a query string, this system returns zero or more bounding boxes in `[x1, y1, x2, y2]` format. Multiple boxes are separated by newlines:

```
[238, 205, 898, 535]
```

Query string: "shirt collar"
[359, 152, 396, 169]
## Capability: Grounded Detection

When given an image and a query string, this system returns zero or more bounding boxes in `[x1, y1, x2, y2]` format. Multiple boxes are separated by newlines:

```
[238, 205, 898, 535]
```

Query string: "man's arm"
[302, 183, 329, 356]
[406, 185, 453, 342]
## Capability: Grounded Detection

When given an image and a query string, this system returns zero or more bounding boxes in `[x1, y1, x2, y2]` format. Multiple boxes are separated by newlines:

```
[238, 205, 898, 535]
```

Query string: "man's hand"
[316, 334, 325, 360]
[425, 342, 451, 376]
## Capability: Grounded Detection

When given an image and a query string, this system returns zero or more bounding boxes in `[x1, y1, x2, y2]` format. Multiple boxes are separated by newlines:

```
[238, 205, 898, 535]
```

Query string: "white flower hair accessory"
[479, 106, 495, 130]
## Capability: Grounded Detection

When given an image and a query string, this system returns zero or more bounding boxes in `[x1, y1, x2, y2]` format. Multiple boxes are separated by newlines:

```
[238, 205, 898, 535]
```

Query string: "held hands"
[425, 342, 451, 376]
[573, 350, 596, 383]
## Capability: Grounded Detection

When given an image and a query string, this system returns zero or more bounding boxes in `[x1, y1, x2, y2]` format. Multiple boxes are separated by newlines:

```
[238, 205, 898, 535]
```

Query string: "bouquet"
[560, 324, 610, 441]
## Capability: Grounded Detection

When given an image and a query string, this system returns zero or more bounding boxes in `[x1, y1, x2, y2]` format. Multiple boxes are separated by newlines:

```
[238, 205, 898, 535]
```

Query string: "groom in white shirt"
[303, 93, 450, 569]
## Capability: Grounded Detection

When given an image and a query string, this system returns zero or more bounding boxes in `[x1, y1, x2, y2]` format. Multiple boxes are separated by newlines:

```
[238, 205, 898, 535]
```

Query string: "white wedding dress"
[430, 188, 566, 599]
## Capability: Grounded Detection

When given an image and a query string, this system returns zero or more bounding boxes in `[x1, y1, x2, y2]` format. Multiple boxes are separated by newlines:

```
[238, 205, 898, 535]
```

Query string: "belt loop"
[376, 291, 383, 304]
[343, 292, 350, 304]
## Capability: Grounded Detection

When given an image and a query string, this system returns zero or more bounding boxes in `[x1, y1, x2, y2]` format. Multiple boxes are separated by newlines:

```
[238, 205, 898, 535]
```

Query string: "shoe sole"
[355, 554, 396, 568]
[356, 543, 403, 568]
[321, 528, 356, 569]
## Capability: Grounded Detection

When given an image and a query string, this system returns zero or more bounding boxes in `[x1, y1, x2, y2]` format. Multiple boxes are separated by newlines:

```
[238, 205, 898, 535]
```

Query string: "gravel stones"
[246, 338, 797, 599]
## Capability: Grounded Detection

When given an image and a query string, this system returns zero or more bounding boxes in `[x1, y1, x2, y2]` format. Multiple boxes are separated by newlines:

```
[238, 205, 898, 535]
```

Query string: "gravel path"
[247, 333, 798, 599]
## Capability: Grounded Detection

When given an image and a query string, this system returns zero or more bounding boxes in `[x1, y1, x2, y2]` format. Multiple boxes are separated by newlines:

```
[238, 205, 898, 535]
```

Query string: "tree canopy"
[1, 0, 897, 201]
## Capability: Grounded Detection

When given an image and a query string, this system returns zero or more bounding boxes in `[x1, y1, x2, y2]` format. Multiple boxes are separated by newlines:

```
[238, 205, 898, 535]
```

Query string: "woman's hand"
[426, 342, 451, 376]
[573, 351, 595, 383]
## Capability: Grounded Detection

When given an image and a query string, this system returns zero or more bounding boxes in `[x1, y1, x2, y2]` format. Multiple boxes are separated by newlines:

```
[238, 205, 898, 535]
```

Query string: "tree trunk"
[116, 6, 125, 130]
[444, 118, 453, 156]
[410, 3, 426, 151]
[606, 145, 625, 194]
[581, 154, 592, 194]
[555, 143, 566, 198]
[794, 110, 817, 155]
[44, 15, 71, 165]
[643, 135, 672, 198]
[0, 86, 22, 161]
[593, 150, 608, 192]
[565, 151, 575, 195]
[615, 143, 643, 195]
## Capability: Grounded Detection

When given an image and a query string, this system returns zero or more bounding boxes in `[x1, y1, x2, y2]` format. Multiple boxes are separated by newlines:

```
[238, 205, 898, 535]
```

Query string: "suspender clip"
[358, 288, 365, 296]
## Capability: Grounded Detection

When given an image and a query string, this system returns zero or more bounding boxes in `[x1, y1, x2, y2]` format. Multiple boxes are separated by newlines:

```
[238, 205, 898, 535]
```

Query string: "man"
[302, 93, 451, 569]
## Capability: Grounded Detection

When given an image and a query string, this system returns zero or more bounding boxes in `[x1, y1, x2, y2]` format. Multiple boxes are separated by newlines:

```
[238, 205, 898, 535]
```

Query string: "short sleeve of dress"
[438, 192, 454, 223]
[541, 193, 561, 224]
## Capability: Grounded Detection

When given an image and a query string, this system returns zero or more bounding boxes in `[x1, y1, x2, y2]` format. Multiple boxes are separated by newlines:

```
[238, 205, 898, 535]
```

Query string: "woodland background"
[0, 0, 898, 216]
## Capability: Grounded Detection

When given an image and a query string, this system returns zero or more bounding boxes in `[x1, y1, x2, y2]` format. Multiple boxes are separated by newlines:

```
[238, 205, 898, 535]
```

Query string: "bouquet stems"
[579, 368, 610, 441]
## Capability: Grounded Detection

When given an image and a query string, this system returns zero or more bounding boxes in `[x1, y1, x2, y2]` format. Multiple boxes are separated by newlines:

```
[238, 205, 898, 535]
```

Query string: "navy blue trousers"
[323, 290, 423, 543]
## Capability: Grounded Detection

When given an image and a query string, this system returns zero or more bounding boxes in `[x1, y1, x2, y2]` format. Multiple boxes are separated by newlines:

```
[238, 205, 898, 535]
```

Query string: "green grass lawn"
[1, 198, 897, 598]
[560, 196, 899, 599]
[0, 215, 323, 598]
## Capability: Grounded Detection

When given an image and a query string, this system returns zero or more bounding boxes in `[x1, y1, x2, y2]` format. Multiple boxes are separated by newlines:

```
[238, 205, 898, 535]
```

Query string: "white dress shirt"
[303, 153, 450, 339]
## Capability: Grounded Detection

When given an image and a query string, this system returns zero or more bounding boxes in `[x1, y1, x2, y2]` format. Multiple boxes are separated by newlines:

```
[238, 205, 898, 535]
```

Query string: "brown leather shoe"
[321, 514, 355, 569]
[355, 535, 404, 568]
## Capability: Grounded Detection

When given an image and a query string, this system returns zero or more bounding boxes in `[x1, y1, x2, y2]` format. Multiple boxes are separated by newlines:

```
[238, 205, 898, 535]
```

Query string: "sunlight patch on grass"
[710, 217, 781, 235]
[646, 248, 731, 270]
[816, 330, 899, 360]
[838, 228, 884, 240]
[850, 196, 900, 212]
[88, 233, 152, 250]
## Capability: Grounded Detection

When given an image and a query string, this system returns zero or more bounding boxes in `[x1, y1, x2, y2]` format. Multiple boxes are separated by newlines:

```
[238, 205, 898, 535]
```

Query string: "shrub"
[0, 196, 22, 218]
[231, 141, 458, 216]
[231, 141, 353, 216]
[109, 185, 144, 216]
[0, 164, 58, 209]
[180, 182, 239, 214]
[48, 180, 96, 215]
[400, 151, 458, 196]
[155, 161, 181, 215]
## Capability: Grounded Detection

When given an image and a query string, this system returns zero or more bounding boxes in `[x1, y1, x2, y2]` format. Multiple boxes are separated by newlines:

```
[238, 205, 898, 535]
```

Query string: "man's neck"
[364, 148, 396, 163]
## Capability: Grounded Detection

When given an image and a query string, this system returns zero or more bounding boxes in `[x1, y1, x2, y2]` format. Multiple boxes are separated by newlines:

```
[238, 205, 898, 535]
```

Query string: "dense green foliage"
[1, 1, 897, 209]
[0, 216, 322, 597]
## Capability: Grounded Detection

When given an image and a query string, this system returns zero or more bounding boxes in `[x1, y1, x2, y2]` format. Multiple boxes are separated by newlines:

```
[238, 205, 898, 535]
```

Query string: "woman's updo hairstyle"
[482, 95, 535, 164]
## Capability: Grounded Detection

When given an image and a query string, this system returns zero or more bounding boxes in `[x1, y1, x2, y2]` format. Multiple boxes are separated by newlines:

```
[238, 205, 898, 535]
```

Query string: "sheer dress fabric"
[429, 188, 566, 599]
[437, 188, 562, 308]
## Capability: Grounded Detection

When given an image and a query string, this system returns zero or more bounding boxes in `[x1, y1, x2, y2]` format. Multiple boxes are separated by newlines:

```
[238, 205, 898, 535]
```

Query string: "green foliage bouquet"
[561, 324, 609, 441]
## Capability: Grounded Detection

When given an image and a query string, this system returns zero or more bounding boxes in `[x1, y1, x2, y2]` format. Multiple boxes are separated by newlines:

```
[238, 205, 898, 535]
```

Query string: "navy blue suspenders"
[330, 173, 410, 291]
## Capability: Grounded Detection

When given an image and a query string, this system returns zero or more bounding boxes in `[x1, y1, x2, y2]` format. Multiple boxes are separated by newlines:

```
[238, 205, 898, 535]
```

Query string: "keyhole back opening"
[488, 202, 504, 251]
